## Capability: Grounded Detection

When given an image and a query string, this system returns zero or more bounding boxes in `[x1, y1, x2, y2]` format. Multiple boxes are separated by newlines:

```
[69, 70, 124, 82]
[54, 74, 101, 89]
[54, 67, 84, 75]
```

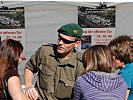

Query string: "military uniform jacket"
[25, 44, 84, 100]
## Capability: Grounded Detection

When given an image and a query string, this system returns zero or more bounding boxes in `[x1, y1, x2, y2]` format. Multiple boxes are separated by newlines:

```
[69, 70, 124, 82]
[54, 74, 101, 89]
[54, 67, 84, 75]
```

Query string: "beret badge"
[73, 29, 78, 34]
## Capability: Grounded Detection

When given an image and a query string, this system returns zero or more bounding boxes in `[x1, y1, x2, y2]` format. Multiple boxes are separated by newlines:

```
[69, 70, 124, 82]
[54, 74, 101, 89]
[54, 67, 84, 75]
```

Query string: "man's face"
[57, 33, 80, 57]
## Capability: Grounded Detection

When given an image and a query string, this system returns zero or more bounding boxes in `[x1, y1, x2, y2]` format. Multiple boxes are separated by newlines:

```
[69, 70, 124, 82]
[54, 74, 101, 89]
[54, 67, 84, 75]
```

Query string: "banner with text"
[0, 7, 25, 48]
[78, 6, 115, 51]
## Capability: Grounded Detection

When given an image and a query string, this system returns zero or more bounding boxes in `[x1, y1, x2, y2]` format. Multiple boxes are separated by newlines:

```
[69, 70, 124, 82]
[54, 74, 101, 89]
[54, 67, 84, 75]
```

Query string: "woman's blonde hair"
[82, 45, 115, 74]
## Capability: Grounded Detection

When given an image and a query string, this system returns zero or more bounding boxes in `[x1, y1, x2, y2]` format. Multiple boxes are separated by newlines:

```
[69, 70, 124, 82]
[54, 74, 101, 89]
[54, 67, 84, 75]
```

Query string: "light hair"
[82, 45, 115, 74]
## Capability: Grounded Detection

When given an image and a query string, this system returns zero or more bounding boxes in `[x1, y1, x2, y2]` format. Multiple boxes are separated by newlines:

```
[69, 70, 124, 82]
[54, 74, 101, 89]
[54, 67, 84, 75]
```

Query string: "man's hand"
[25, 86, 39, 100]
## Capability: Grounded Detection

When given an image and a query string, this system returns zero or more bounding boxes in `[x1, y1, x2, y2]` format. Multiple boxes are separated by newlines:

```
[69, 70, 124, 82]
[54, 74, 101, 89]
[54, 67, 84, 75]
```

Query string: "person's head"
[82, 45, 115, 73]
[108, 35, 133, 69]
[0, 39, 23, 87]
[57, 23, 83, 58]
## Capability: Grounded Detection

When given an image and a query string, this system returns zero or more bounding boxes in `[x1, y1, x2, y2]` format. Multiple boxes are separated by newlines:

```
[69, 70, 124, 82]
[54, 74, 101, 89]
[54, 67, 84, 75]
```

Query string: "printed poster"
[78, 6, 115, 51]
[0, 7, 25, 49]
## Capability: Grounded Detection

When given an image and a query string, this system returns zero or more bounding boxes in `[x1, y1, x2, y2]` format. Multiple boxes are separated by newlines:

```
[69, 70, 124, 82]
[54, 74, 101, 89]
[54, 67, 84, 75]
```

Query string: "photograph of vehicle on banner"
[0, 7, 25, 49]
[78, 5, 115, 51]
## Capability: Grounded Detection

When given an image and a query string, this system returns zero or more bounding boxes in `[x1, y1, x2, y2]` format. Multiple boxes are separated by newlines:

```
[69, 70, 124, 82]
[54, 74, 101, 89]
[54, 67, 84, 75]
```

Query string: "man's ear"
[74, 41, 81, 48]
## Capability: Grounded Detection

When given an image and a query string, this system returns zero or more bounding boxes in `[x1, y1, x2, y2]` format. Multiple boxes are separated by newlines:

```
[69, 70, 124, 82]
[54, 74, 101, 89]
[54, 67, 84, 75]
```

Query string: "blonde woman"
[74, 45, 127, 100]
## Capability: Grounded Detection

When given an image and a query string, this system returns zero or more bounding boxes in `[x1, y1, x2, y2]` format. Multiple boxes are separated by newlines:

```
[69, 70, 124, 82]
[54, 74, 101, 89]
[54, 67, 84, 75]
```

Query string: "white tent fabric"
[0, 1, 132, 84]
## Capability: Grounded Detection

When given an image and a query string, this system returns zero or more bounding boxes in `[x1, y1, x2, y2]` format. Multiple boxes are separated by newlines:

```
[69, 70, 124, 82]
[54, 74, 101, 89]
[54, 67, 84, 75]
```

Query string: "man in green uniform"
[24, 23, 84, 100]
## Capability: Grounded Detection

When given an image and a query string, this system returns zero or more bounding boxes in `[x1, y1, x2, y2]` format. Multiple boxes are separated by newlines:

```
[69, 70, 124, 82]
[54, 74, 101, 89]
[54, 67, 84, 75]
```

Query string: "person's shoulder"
[38, 43, 57, 55]
[39, 43, 57, 50]
[5, 69, 19, 82]
[76, 75, 82, 81]
[76, 51, 83, 61]
[42, 43, 56, 47]
[7, 69, 19, 76]
[125, 62, 133, 69]
[77, 73, 86, 80]
[77, 51, 83, 56]
[119, 63, 133, 76]
[127, 62, 133, 66]
[75, 74, 88, 85]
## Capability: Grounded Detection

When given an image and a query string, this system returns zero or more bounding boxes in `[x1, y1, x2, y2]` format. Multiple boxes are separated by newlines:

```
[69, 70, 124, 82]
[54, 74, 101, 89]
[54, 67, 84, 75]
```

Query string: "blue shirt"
[118, 62, 133, 100]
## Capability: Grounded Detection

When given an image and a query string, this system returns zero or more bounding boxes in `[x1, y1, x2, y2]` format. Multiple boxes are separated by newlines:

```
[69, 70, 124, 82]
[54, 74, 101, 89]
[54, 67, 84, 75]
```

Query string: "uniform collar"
[58, 51, 78, 67]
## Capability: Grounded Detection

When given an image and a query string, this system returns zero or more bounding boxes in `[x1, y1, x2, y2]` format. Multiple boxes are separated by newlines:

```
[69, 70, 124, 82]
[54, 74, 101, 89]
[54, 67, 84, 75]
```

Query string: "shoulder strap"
[3, 80, 8, 100]
[3, 89, 8, 99]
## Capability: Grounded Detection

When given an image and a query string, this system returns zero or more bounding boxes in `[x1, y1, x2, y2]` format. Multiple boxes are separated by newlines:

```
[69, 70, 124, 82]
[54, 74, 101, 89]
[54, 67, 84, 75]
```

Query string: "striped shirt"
[74, 71, 127, 100]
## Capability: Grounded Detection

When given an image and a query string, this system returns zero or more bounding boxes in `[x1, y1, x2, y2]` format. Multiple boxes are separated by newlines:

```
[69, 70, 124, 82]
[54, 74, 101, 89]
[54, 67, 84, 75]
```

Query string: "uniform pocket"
[55, 79, 74, 99]
[39, 64, 55, 92]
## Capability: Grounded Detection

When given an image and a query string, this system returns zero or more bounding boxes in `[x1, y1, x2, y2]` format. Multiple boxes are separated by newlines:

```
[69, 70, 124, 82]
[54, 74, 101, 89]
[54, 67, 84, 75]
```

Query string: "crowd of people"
[0, 23, 132, 100]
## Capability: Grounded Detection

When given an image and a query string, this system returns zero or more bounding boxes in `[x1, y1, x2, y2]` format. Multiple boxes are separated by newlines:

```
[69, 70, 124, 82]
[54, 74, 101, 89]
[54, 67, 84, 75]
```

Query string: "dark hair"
[0, 39, 23, 88]
[108, 35, 133, 64]
[82, 45, 115, 74]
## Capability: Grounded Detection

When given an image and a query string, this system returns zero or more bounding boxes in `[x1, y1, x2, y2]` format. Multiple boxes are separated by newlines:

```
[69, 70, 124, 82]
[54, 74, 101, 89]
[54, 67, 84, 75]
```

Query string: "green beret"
[57, 23, 83, 38]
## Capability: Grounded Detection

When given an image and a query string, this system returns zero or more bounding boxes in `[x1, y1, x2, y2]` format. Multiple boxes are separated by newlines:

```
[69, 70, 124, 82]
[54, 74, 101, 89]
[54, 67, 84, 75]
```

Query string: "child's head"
[82, 45, 115, 73]
[108, 35, 133, 69]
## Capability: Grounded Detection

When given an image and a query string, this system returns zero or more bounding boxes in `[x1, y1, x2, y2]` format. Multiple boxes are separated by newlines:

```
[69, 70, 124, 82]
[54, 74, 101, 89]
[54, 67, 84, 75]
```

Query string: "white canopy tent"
[0, 1, 132, 84]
